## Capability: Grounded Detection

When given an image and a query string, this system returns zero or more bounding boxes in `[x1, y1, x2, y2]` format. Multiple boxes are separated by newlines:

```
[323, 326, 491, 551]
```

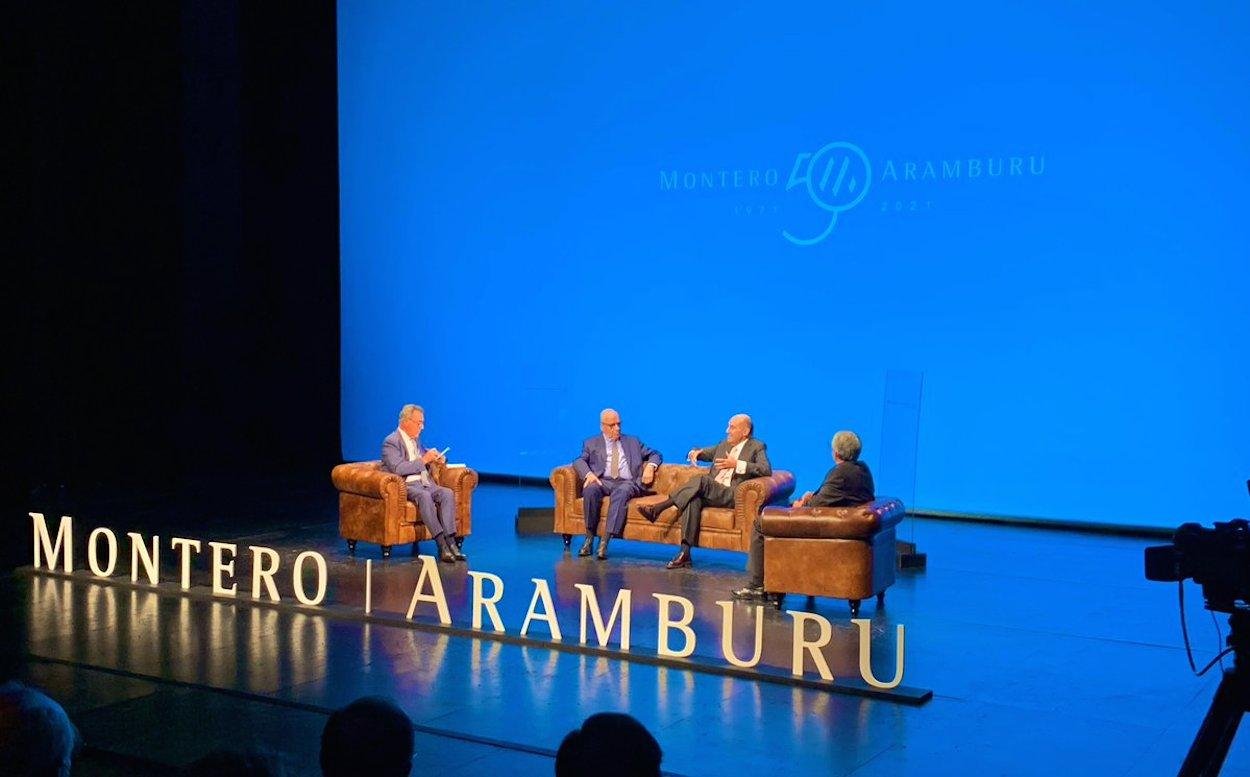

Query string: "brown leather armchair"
[760, 498, 905, 616]
[551, 463, 794, 552]
[331, 461, 478, 558]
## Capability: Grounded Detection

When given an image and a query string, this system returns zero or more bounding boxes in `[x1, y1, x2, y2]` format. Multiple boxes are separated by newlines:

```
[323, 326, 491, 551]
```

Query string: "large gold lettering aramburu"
[715, 601, 764, 668]
[575, 584, 632, 651]
[652, 594, 696, 658]
[405, 555, 451, 623]
[468, 571, 506, 633]
[851, 618, 905, 689]
[786, 610, 834, 680]
[521, 578, 563, 641]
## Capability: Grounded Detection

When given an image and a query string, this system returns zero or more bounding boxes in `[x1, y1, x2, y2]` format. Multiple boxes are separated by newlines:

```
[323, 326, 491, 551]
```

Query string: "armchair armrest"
[435, 465, 479, 495]
[735, 474, 795, 524]
[550, 465, 581, 501]
[332, 463, 405, 503]
[733, 471, 796, 526]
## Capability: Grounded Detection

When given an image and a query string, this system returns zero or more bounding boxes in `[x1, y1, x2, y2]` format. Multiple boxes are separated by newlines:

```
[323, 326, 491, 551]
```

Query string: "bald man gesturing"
[639, 414, 771, 569]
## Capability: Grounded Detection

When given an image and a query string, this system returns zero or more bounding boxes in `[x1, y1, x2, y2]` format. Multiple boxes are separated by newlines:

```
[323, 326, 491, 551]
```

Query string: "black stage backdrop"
[5, 2, 340, 675]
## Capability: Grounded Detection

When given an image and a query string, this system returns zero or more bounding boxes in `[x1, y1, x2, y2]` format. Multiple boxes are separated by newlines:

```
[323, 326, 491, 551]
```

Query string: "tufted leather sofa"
[550, 463, 795, 552]
[331, 461, 478, 558]
[760, 498, 905, 615]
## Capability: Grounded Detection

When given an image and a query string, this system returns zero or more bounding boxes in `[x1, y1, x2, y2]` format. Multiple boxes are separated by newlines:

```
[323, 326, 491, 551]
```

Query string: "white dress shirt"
[398, 428, 431, 485]
[714, 439, 749, 487]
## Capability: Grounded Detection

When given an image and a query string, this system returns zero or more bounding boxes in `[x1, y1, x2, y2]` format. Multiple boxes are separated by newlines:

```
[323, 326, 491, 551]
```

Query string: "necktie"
[609, 442, 620, 478]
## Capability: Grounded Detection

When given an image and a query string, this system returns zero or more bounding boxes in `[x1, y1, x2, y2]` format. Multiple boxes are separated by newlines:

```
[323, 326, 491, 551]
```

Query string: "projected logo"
[659, 141, 1045, 248]
[783, 141, 872, 246]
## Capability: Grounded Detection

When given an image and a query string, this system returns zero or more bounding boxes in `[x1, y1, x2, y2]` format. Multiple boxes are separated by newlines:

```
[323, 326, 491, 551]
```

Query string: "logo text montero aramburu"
[659, 142, 1046, 246]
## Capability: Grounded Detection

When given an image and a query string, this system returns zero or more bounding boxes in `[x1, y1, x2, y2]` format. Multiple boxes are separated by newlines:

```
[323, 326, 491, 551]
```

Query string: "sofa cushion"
[569, 494, 737, 532]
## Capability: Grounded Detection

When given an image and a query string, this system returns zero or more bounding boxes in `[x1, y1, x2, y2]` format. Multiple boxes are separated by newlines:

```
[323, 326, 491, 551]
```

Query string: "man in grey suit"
[571, 408, 662, 560]
[380, 404, 465, 564]
[639, 413, 771, 569]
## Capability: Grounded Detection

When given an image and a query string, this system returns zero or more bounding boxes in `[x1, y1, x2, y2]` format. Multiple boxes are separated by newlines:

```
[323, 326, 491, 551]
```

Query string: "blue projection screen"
[338, 2, 1250, 527]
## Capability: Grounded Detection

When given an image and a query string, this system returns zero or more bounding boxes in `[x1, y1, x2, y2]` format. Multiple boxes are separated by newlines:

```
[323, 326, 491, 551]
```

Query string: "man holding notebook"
[380, 403, 465, 563]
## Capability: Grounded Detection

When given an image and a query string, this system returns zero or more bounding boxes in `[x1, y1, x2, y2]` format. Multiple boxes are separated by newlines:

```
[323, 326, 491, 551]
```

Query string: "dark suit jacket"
[695, 438, 771, 487]
[573, 434, 661, 482]
[380, 430, 434, 480]
[809, 459, 875, 507]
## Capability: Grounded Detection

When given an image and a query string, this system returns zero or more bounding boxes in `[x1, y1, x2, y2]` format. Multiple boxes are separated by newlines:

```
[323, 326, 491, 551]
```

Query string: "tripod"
[1180, 609, 1250, 776]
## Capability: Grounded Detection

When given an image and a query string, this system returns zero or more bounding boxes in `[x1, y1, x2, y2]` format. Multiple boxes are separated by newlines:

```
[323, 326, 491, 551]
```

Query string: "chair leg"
[849, 599, 861, 617]
[807, 595, 816, 607]
[562, 534, 572, 549]
[347, 539, 357, 554]
[412, 541, 420, 555]
[773, 593, 785, 610]
[876, 591, 886, 609]
[381, 545, 392, 559]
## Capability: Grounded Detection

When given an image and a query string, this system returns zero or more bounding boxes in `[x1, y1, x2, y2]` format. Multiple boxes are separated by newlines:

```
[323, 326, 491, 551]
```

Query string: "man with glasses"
[571, 408, 662, 559]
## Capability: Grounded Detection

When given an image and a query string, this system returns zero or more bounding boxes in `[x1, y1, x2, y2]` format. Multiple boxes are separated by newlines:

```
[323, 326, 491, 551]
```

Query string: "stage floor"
[7, 479, 1249, 775]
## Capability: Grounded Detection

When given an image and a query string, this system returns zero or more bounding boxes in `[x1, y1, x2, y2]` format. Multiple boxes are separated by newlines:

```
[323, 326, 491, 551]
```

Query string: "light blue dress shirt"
[603, 435, 632, 480]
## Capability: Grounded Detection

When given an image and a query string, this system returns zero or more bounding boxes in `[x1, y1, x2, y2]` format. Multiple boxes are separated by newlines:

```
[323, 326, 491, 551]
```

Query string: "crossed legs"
[640, 473, 734, 568]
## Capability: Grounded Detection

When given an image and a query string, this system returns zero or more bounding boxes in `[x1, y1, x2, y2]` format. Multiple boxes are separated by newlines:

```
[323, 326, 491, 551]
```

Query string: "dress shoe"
[578, 536, 595, 557]
[638, 503, 666, 523]
[439, 547, 457, 564]
[732, 585, 766, 600]
[597, 536, 611, 560]
[665, 549, 692, 569]
[452, 546, 468, 561]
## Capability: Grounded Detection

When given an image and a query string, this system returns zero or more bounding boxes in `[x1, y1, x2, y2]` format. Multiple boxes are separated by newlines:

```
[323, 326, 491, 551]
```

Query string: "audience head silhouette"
[320, 696, 414, 777]
[0, 681, 79, 777]
[556, 712, 662, 777]
[186, 748, 283, 776]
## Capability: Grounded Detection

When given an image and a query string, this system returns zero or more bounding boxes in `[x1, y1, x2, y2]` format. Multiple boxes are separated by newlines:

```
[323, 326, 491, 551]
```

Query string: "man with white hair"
[639, 413, 771, 569]
[380, 404, 464, 563]
[571, 408, 662, 559]
[733, 430, 874, 599]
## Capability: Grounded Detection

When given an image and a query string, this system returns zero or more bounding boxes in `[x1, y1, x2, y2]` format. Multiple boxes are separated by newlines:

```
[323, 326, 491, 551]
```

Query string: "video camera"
[1145, 516, 1250, 613]
[1143, 483, 1250, 774]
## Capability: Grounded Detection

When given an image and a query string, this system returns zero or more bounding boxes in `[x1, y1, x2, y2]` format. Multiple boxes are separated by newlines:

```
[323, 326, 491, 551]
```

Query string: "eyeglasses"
[602, 421, 621, 427]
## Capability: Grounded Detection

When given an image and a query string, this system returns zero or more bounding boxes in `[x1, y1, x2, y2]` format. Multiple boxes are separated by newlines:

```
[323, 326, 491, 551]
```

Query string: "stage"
[8, 479, 1246, 775]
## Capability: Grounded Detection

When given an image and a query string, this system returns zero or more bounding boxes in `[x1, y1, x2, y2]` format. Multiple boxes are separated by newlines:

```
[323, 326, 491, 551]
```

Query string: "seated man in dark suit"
[638, 413, 771, 569]
[572, 408, 661, 560]
[733, 429, 874, 599]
